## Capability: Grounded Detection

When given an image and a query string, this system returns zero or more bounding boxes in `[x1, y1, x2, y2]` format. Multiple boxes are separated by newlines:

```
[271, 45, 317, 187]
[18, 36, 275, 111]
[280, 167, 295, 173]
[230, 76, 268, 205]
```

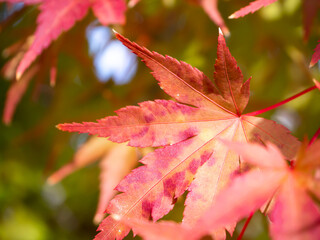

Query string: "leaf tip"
[56, 124, 63, 130]
[313, 79, 320, 90]
[223, 28, 231, 37]
[112, 28, 119, 35]
[218, 27, 223, 35]
[50, 66, 57, 87]
[309, 61, 316, 68]
[16, 71, 22, 81]
[50, 81, 56, 87]
[46, 176, 56, 185]
[228, 14, 235, 19]
[93, 213, 103, 225]
[3, 118, 11, 126]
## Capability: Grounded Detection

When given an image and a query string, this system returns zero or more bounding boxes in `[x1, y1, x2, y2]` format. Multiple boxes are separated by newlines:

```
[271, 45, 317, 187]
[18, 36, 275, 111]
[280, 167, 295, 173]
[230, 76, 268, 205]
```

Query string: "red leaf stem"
[244, 86, 317, 116]
[237, 212, 254, 240]
[309, 126, 320, 146]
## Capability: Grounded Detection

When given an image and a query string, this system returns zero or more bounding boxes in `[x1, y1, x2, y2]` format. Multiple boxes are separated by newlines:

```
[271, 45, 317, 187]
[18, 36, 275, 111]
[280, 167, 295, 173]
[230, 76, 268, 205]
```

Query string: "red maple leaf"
[58, 32, 300, 239]
[1, 0, 127, 124]
[120, 140, 320, 240]
[1, 0, 230, 124]
[193, 140, 320, 239]
[1, 0, 127, 79]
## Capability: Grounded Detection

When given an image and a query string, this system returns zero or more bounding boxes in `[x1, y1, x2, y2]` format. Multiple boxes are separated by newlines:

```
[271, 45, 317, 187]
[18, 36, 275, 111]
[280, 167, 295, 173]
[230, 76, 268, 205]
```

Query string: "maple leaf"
[15, 0, 89, 79]
[1, 0, 127, 123]
[128, 0, 139, 8]
[48, 137, 138, 224]
[193, 140, 320, 239]
[114, 141, 320, 240]
[57, 32, 299, 239]
[2, 0, 127, 79]
[116, 168, 284, 240]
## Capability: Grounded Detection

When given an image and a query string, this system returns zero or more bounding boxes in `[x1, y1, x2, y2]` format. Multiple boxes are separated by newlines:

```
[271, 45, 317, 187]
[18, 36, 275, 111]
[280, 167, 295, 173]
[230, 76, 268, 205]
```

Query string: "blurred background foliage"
[0, 0, 320, 239]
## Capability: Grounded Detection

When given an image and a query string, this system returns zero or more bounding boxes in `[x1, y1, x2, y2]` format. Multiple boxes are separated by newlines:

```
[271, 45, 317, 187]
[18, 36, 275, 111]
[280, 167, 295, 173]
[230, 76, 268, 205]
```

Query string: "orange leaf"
[48, 137, 114, 184]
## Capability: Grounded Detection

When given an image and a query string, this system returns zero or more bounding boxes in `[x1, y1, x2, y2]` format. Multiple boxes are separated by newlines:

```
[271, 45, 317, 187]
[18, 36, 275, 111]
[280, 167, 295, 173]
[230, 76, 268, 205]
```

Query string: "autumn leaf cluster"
[57, 30, 320, 240]
[1, 1, 320, 240]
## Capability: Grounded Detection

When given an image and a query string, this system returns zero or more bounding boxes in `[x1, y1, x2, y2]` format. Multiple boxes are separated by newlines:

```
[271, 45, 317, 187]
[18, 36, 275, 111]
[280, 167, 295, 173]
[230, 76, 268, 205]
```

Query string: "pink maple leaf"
[58, 32, 299, 239]
[121, 140, 320, 240]
[195, 140, 320, 239]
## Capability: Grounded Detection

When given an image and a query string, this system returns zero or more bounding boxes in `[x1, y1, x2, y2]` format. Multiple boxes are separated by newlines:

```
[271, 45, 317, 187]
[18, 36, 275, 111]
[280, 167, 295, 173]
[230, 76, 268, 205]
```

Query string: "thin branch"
[237, 212, 254, 240]
[244, 86, 317, 116]
[309, 126, 320, 146]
